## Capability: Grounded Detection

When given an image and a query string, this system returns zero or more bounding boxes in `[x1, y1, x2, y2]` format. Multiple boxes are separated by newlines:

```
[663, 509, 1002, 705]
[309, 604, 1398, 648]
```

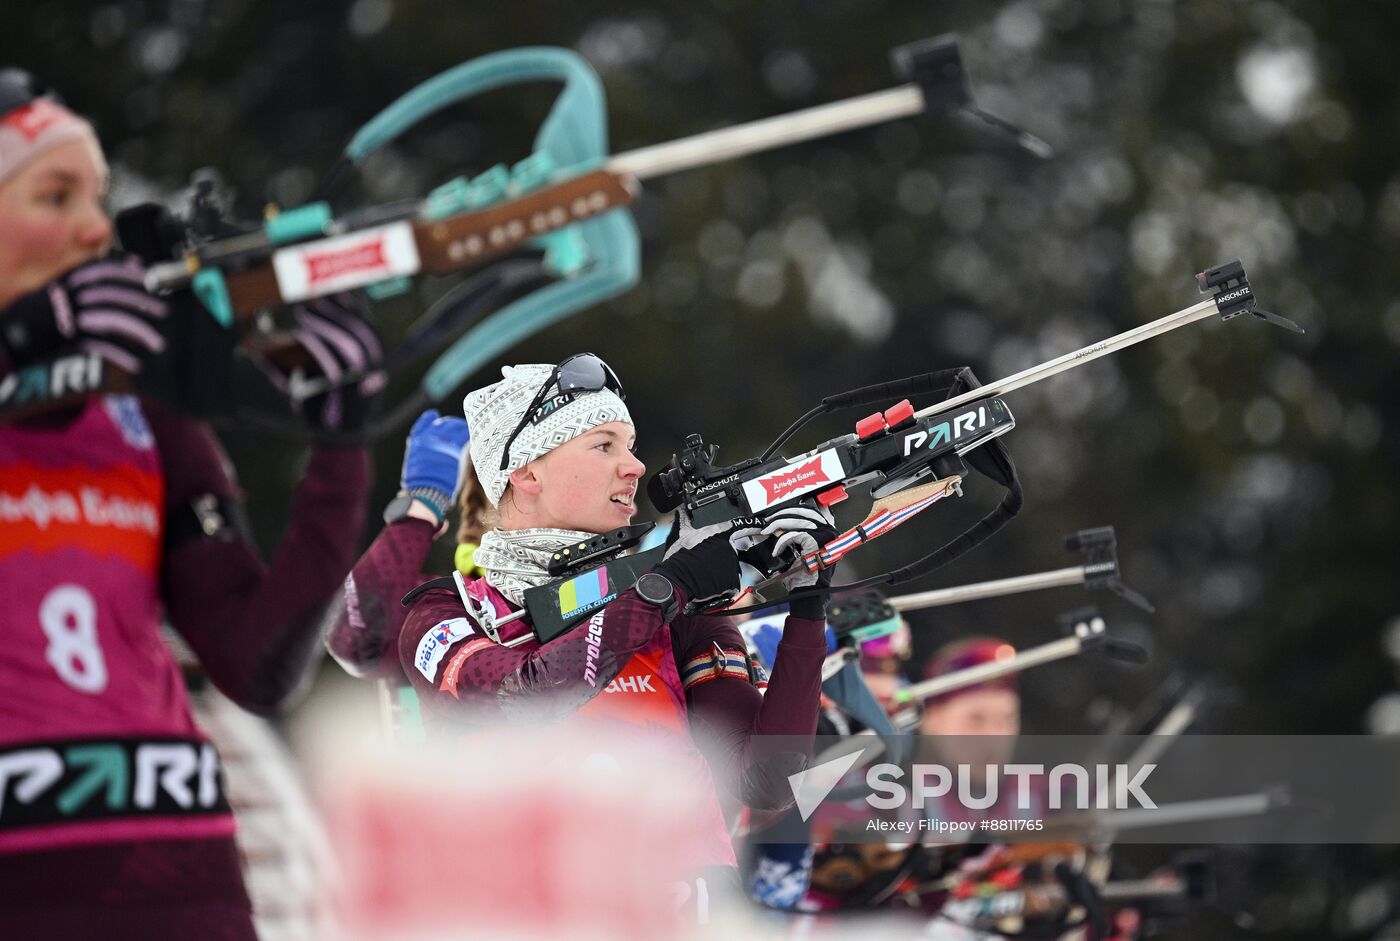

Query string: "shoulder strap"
[401, 575, 459, 607]
[403, 572, 532, 648]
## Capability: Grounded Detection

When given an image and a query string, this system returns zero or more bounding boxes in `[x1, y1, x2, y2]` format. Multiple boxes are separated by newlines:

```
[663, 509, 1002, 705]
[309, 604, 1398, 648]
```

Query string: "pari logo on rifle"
[900, 400, 1010, 458]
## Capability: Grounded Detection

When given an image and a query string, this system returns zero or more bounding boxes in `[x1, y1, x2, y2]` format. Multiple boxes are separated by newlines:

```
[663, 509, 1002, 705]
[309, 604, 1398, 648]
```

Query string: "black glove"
[786, 562, 835, 621]
[256, 293, 385, 441]
[654, 506, 741, 604]
[0, 256, 170, 373]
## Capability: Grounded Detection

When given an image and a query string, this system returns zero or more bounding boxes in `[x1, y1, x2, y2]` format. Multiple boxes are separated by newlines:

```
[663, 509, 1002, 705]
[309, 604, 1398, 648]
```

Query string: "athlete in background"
[324, 408, 471, 682]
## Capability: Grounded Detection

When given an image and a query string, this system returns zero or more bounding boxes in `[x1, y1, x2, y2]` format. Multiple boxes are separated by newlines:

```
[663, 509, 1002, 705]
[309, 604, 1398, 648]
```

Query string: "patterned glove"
[399, 408, 471, 522]
[662, 503, 739, 559]
[0, 256, 169, 373]
[259, 292, 386, 441]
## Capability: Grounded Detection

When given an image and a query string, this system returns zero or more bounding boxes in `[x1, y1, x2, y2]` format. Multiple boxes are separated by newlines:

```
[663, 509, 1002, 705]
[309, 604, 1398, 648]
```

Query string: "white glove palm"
[662, 504, 739, 560]
[734, 504, 837, 590]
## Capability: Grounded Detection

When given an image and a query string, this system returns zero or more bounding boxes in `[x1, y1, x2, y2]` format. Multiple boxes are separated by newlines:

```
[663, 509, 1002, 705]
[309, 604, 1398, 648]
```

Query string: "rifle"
[825, 524, 1153, 651]
[144, 37, 1043, 306]
[808, 607, 1147, 797]
[442, 261, 1298, 645]
[1, 37, 1041, 431]
[892, 608, 1147, 707]
[809, 526, 1149, 733]
[932, 850, 1220, 938]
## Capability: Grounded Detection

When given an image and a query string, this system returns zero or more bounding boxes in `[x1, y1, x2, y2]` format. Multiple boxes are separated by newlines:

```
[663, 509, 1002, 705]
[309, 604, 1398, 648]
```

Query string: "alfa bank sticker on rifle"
[742, 449, 846, 511]
[271, 222, 421, 302]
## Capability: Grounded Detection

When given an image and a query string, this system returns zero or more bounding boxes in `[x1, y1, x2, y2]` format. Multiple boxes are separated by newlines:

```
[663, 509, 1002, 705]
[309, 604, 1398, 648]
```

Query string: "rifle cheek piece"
[828, 589, 902, 646]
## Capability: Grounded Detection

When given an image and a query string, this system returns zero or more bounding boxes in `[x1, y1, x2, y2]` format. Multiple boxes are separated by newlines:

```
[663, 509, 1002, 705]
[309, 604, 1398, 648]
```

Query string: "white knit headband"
[462, 363, 632, 506]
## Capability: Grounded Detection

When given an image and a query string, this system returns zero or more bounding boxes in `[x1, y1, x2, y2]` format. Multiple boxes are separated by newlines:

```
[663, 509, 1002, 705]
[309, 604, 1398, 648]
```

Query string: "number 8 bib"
[40, 584, 108, 694]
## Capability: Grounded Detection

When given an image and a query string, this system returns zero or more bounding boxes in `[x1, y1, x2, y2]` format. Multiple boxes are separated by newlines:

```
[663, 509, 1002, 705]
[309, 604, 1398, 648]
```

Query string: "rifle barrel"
[1097, 877, 1188, 901]
[1087, 792, 1274, 832]
[900, 635, 1083, 704]
[606, 85, 925, 180]
[891, 566, 1087, 612]
[1105, 699, 1199, 799]
[918, 298, 1219, 417]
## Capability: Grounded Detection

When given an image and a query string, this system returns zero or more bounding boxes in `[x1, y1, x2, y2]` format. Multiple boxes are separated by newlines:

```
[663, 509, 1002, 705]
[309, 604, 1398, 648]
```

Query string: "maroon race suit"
[0, 391, 369, 939]
[323, 516, 439, 678]
[394, 559, 829, 871]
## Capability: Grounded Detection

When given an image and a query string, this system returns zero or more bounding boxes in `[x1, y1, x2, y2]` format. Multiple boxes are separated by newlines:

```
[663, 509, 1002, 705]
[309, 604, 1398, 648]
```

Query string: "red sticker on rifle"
[742, 449, 845, 511]
[271, 222, 421, 302]
[305, 239, 389, 285]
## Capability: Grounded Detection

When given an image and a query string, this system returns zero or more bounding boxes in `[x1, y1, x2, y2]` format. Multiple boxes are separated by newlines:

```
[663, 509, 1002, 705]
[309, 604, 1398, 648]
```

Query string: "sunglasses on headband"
[498, 353, 625, 471]
[0, 69, 62, 121]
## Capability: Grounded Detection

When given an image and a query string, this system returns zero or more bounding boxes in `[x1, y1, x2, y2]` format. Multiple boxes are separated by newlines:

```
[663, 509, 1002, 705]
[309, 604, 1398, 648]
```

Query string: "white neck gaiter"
[471, 526, 597, 606]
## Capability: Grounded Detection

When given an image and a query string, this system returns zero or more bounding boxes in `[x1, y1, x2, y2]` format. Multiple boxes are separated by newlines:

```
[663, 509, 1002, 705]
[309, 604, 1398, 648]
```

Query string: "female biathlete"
[387, 356, 839, 894]
[0, 71, 381, 938]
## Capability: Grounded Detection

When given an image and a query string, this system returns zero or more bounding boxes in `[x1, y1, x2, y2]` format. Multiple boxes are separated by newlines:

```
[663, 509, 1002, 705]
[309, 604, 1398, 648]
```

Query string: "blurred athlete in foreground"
[0, 69, 379, 939]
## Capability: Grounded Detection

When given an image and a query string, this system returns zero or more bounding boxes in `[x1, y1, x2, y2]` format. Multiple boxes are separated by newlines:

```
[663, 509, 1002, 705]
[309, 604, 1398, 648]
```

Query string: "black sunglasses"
[498, 353, 626, 471]
[0, 69, 62, 121]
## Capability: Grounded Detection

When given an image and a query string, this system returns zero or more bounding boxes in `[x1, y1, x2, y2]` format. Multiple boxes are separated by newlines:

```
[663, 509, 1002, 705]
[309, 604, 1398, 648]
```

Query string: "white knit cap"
[463, 362, 631, 506]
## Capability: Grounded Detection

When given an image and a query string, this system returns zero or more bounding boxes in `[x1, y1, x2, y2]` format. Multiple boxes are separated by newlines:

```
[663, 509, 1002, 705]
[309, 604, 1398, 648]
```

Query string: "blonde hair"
[455, 462, 498, 546]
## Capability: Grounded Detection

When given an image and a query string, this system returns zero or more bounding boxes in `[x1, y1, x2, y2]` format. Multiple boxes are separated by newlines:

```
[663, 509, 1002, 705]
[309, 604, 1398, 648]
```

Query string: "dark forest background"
[6, 1, 1399, 936]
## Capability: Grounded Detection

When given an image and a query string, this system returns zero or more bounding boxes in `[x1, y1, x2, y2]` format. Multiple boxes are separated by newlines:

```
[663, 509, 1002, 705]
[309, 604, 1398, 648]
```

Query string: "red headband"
[921, 636, 1019, 706]
[0, 98, 103, 187]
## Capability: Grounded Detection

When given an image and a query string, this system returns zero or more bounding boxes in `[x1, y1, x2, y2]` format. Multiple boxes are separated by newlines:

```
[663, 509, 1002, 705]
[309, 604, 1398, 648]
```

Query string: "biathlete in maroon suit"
[321, 406, 474, 684]
[400, 563, 830, 868]
[388, 358, 838, 886]
[0, 72, 378, 939]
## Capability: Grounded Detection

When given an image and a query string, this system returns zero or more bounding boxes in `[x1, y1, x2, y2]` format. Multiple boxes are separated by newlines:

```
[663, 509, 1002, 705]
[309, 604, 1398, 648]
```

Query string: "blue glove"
[400, 408, 471, 521]
[741, 616, 786, 672]
[741, 615, 839, 672]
